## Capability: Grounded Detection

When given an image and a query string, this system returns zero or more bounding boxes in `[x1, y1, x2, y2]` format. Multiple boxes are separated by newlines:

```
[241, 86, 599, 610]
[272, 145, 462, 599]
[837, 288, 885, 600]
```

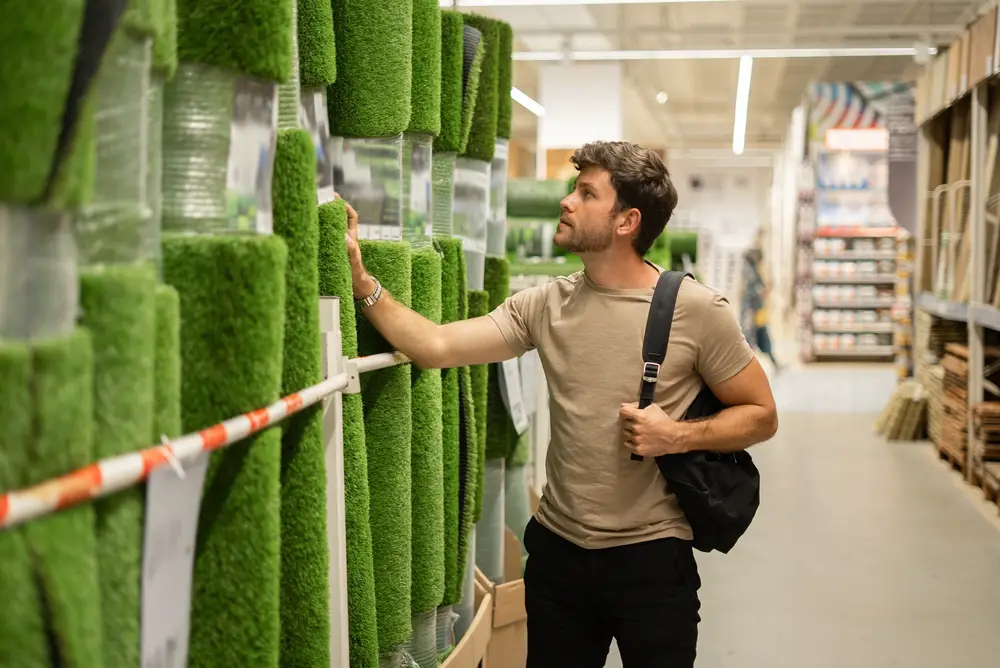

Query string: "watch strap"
[356, 278, 383, 308]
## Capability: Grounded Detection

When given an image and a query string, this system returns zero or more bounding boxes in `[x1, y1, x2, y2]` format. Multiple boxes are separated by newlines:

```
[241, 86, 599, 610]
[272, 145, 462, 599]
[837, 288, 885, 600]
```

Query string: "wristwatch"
[355, 278, 383, 309]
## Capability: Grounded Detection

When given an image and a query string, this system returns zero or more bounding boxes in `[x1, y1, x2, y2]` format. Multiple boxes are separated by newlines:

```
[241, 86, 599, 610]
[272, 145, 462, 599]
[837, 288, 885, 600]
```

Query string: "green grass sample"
[24, 331, 105, 668]
[154, 285, 182, 441]
[0, 1, 84, 204]
[176, 0, 292, 82]
[496, 21, 513, 140]
[328, 0, 412, 138]
[152, 0, 179, 77]
[273, 130, 331, 666]
[162, 235, 286, 668]
[298, 0, 337, 87]
[459, 15, 499, 162]
[410, 248, 445, 616]
[454, 362, 478, 596]
[506, 178, 567, 219]
[458, 37, 484, 156]
[434, 239, 462, 605]
[317, 201, 380, 668]
[467, 290, 490, 522]
[356, 240, 413, 653]
[79, 263, 157, 668]
[434, 11, 464, 153]
[484, 257, 517, 460]
[409, 0, 442, 136]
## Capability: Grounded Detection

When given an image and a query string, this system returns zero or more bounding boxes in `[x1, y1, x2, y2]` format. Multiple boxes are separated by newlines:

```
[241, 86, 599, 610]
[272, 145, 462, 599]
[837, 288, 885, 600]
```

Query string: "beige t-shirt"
[489, 271, 754, 549]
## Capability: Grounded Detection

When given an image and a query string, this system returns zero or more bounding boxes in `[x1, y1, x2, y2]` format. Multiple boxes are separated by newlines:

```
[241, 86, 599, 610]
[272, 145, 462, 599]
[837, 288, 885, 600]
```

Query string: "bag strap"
[631, 270, 693, 461]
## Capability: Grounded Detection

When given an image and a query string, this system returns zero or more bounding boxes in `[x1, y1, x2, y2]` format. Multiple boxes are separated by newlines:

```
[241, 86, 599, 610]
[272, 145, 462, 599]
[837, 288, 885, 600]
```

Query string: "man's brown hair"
[570, 141, 679, 256]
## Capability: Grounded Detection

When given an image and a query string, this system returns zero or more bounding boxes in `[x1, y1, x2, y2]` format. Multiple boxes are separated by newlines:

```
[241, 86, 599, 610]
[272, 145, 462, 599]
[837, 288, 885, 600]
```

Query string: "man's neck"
[581, 251, 659, 290]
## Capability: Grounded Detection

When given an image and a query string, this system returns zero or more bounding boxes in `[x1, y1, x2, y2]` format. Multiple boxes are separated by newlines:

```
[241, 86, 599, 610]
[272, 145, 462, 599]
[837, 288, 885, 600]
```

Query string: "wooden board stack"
[875, 380, 928, 441]
[939, 343, 970, 469]
[971, 402, 1000, 461]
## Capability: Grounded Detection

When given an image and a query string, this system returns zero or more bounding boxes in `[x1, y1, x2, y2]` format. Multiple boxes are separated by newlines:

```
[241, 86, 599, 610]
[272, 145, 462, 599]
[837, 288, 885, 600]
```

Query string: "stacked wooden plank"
[939, 343, 970, 470]
[913, 310, 965, 445]
[972, 403, 1000, 459]
[876, 380, 928, 441]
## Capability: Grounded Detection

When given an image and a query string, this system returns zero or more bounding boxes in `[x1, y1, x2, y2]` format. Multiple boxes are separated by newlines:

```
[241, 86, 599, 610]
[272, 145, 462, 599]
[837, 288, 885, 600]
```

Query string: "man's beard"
[554, 215, 615, 254]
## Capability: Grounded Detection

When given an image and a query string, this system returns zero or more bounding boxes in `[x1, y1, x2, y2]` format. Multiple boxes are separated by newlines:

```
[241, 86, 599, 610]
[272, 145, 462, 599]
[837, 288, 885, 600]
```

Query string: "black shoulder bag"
[630, 271, 761, 554]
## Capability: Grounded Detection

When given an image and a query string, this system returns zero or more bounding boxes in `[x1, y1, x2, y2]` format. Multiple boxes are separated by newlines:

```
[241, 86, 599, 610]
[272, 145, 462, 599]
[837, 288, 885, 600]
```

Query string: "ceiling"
[452, 0, 985, 152]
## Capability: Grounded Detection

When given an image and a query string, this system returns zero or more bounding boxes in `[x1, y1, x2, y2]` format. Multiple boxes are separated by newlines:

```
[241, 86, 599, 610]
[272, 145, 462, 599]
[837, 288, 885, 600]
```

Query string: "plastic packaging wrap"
[402, 133, 434, 249]
[162, 63, 279, 235]
[379, 647, 419, 668]
[487, 138, 508, 257]
[147, 73, 165, 271]
[432, 151, 456, 238]
[454, 158, 490, 291]
[77, 32, 154, 266]
[299, 89, 334, 204]
[403, 609, 438, 668]
[331, 134, 403, 241]
[0, 205, 78, 341]
[435, 604, 459, 653]
[453, 529, 477, 641]
[476, 458, 506, 584]
[277, 0, 300, 130]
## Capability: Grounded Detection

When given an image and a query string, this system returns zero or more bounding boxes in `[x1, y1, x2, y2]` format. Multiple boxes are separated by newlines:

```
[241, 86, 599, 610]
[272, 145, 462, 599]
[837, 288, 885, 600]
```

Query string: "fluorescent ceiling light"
[511, 87, 545, 116]
[656, 91, 669, 104]
[443, 0, 731, 6]
[514, 46, 937, 61]
[732, 56, 752, 155]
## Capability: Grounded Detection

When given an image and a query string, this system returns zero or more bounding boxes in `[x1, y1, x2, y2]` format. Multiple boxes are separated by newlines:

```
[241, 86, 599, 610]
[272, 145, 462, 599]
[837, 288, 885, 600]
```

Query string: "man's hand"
[338, 193, 377, 299]
[619, 402, 689, 457]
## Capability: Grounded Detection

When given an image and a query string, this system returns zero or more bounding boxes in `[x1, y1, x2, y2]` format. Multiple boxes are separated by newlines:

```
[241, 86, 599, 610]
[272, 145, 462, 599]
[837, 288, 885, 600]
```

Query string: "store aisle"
[602, 374, 1000, 667]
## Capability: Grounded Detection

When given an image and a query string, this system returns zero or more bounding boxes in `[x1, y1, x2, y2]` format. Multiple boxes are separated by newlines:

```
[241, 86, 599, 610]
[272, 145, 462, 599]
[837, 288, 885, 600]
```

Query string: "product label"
[299, 89, 335, 205]
[226, 77, 278, 234]
[140, 453, 210, 668]
[498, 358, 529, 435]
[405, 138, 433, 240]
[331, 136, 403, 242]
[452, 160, 491, 254]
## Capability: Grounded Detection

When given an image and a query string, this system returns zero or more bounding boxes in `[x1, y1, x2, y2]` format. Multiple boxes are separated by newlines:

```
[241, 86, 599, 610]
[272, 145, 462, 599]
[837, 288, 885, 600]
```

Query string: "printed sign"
[886, 87, 917, 234]
[453, 160, 490, 254]
[299, 90, 335, 205]
[141, 453, 210, 668]
[498, 358, 530, 435]
[404, 137, 433, 240]
[226, 78, 278, 233]
[331, 136, 403, 241]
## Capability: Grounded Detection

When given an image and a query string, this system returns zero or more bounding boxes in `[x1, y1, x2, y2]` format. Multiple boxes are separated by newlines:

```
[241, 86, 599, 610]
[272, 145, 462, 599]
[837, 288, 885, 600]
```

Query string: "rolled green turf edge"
[408, 0, 442, 136]
[163, 234, 286, 668]
[410, 248, 445, 615]
[484, 257, 517, 461]
[467, 291, 490, 522]
[152, 0, 179, 78]
[453, 361, 478, 602]
[47, 99, 96, 211]
[495, 20, 513, 140]
[459, 15, 498, 162]
[154, 285, 182, 441]
[273, 129, 331, 666]
[298, 0, 337, 87]
[328, 0, 412, 138]
[26, 330, 105, 667]
[79, 262, 157, 668]
[317, 201, 379, 667]
[434, 11, 464, 153]
[458, 39, 484, 157]
[357, 240, 413, 652]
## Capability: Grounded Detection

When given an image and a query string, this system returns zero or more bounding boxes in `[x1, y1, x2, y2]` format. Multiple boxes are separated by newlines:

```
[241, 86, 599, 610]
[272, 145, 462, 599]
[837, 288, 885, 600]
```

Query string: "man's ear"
[617, 208, 641, 237]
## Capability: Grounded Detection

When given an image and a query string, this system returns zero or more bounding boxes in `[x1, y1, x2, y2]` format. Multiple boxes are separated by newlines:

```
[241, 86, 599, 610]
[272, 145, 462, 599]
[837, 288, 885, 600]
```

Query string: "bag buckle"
[642, 362, 660, 384]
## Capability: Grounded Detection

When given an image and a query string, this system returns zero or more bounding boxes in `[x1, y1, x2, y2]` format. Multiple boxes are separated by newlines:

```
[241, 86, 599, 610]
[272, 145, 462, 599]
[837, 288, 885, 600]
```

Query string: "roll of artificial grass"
[459, 15, 499, 163]
[162, 234, 286, 668]
[454, 361, 479, 591]
[176, 0, 292, 82]
[298, 0, 337, 88]
[484, 256, 518, 461]
[409, 248, 445, 618]
[152, 0, 178, 78]
[317, 200, 380, 668]
[669, 230, 698, 263]
[434, 239, 463, 606]
[496, 21, 513, 140]
[356, 240, 414, 654]
[458, 31, 485, 157]
[409, 0, 442, 136]
[434, 11, 464, 153]
[79, 262, 156, 668]
[328, 0, 412, 138]
[272, 130, 331, 667]
[154, 285, 182, 440]
[507, 178, 567, 219]
[467, 291, 490, 522]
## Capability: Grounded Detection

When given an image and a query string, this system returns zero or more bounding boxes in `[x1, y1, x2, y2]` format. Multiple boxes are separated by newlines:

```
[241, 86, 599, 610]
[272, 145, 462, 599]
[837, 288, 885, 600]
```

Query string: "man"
[343, 140, 778, 667]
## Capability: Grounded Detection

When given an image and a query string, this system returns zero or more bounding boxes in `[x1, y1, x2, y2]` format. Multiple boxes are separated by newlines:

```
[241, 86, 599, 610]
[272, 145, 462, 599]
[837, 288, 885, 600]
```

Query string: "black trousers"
[523, 517, 701, 668]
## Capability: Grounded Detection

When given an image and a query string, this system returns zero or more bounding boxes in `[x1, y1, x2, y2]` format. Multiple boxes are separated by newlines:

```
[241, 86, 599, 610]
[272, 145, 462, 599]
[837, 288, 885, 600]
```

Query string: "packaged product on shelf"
[840, 334, 857, 350]
[877, 259, 894, 275]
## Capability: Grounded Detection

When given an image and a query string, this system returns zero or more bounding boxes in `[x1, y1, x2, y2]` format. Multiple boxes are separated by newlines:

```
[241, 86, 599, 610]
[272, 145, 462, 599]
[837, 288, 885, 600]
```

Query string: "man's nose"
[560, 193, 576, 211]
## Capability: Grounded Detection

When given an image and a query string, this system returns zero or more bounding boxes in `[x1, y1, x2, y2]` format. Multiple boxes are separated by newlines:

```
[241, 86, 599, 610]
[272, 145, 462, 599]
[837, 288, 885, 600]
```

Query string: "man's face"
[554, 167, 620, 254]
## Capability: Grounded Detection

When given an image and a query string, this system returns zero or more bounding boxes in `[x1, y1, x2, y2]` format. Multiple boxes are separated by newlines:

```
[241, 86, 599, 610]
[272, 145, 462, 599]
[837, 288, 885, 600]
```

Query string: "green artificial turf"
[79, 263, 157, 668]
[508, 430, 530, 467]
[356, 240, 413, 653]
[123, 0, 156, 38]
[467, 290, 490, 522]
[459, 36, 485, 156]
[152, 0, 179, 77]
[317, 200, 380, 668]
[484, 257, 518, 461]
[496, 21, 513, 140]
[273, 130, 331, 667]
[409, 248, 445, 616]
[408, 0, 442, 136]
[23, 331, 105, 668]
[0, 0, 84, 204]
[47, 100, 96, 211]
[434, 11, 464, 153]
[459, 15, 499, 163]
[434, 239, 462, 605]
[176, 0, 292, 82]
[454, 361, 478, 598]
[668, 230, 698, 263]
[298, 0, 337, 87]
[328, 0, 412, 138]
[162, 234, 287, 668]
[154, 285, 182, 441]
[506, 178, 567, 219]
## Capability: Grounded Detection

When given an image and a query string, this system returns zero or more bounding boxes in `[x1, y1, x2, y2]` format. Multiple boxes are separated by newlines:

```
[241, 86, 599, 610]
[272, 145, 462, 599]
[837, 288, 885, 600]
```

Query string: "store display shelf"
[813, 324, 894, 334]
[814, 300, 895, 309]
[970, 302, 1000, 331]
[815, 346, 895, 357]
[917, 292, 969, 322]
[813, 275, 898, 285]
[814, 251, 897, 260]
[814, 226, 900, 238]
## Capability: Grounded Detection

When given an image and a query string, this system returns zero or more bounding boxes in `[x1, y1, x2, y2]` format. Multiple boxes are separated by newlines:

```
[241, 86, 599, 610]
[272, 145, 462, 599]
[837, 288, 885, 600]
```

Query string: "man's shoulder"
[677, 275, 728, 306]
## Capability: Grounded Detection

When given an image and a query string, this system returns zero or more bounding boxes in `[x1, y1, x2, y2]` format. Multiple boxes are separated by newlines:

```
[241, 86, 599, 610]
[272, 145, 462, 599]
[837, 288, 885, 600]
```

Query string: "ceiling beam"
[514, 24, 961, 39]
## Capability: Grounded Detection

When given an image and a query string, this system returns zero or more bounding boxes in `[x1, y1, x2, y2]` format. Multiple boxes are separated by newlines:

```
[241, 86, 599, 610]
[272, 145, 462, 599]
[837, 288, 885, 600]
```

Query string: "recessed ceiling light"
[656, 91, 669, 104]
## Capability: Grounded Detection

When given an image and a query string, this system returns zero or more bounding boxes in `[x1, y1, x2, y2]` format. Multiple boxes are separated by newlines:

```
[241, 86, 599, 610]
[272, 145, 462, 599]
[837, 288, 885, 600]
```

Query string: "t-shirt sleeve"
[696, 291, 755, 385]
[487, 284, 547, 355]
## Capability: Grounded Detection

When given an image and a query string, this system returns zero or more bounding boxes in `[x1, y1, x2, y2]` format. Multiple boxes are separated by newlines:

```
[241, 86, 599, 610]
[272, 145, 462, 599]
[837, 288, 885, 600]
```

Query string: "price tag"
[141, 453, 210, 668]
[498, 359, 530, 435]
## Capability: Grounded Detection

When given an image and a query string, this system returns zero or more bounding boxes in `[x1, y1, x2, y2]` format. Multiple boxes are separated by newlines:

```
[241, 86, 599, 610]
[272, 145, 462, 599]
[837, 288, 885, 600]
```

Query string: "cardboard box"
[441, 577, 493, 668]
[476, 529, 528, 668]
[970, 7, 998, 85]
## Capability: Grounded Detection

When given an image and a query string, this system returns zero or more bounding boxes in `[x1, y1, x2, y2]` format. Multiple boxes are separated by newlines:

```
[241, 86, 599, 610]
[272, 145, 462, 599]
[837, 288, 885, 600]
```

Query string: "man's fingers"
[619, 402, 641, 419]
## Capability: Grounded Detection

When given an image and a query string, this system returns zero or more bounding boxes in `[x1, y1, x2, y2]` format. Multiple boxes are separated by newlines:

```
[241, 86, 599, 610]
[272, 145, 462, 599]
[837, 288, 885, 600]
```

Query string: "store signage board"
[886, 86, 917, 234]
